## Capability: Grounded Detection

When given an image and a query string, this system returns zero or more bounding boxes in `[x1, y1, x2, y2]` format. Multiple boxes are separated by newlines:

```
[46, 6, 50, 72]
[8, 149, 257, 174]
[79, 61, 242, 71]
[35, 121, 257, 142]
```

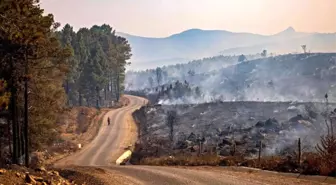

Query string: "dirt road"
[56, 95, 333, 185]
[56, 95, 147, 166]
[101, 165, 335, 185]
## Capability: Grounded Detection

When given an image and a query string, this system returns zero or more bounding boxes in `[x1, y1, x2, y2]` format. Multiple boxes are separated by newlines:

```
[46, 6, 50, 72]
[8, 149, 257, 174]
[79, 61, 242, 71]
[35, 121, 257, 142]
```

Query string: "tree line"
[125, 54, 262, 91]
[57, 24, 131, 107]
[0, 0, 131, 166]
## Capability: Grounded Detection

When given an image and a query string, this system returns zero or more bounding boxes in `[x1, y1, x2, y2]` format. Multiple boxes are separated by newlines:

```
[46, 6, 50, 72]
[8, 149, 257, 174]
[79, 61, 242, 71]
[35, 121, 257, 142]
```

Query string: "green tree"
[57, 24, 79, 106]
[0, 0, 70, 164]
[58, 24, 132, 106]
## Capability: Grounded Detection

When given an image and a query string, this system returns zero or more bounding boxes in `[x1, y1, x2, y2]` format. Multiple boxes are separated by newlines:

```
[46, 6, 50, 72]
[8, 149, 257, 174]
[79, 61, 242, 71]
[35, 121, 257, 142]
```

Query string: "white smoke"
[126, 53, 336, 105]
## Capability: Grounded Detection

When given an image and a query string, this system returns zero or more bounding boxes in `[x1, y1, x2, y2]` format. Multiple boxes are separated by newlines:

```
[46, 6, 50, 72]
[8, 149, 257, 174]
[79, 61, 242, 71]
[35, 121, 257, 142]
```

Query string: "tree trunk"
[24, 77, 29, 167]
[96, 87, 99, 109]
[116, 61, 120, 102]
[104, 86, 107, 107]
[298, 138, 301, 166]
[79, 92, 82, 106]
[17, 119, 21, 161]
[21, 123, 25, 164]
[258, 141, 262, 165]
[10, 56, 18, 164]
[10, 85, 18, 164]
[0, 129, 2, 166]
[24, 52, 29, 167]
[6, 116, 12, 156]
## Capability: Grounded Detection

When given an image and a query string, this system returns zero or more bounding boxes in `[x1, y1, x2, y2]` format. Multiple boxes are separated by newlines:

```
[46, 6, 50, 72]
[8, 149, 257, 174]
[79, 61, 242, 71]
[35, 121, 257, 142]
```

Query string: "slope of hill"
[119, 27, 336, 70]
[125, 53, 336, 103]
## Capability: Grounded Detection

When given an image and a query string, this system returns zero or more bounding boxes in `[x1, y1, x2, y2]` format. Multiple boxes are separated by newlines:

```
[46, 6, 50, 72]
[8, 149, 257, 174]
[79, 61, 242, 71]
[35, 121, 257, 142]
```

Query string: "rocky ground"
[133, 101, 336, 158]
[0, 165, 118, 185]
[0, 165, 73, 185]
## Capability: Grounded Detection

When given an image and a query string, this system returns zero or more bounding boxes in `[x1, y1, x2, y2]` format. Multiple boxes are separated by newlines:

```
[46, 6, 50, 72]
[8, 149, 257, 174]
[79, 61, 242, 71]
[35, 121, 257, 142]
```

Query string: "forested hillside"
[0, 0, 131, 166]
[126, 54, 261, 90]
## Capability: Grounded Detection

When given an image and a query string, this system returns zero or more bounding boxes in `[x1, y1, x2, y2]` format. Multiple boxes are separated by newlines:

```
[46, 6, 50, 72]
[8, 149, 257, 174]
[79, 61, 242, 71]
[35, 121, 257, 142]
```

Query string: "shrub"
[140, 154, 221, 166]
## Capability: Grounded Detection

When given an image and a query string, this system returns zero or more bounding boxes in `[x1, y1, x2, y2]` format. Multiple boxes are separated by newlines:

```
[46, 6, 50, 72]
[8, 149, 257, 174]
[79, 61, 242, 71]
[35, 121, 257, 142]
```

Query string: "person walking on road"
[107, 117, 110, 126]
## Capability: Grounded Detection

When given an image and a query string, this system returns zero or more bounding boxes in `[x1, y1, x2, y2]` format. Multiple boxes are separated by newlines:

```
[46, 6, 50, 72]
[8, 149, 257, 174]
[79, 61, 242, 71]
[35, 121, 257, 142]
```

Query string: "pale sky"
[40, 0, 336, 37]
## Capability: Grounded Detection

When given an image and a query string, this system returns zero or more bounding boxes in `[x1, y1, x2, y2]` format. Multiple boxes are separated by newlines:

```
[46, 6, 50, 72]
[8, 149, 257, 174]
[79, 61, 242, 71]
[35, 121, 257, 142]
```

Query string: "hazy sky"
[40, 0, 336, 37]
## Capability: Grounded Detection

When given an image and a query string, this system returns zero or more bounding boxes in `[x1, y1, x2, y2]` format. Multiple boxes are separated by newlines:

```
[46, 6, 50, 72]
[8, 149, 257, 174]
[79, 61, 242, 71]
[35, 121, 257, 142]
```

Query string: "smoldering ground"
[133, 101, 336, 157]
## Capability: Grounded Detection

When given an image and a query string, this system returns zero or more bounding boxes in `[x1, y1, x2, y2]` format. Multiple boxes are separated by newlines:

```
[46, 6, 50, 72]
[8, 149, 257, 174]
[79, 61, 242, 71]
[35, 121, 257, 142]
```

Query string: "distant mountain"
[118, 27, 336, 70]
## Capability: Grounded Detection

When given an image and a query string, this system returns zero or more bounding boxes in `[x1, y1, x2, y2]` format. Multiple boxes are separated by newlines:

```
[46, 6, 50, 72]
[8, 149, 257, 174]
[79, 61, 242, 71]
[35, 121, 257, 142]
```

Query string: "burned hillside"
[126, 53, 336, 104]
[132, 101, 336, 159]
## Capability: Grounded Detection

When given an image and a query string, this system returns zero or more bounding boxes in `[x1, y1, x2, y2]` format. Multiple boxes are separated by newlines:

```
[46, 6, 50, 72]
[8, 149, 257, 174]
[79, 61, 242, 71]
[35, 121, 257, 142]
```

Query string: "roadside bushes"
[136, 152, 335, 176]
[140, 154, 221, 166]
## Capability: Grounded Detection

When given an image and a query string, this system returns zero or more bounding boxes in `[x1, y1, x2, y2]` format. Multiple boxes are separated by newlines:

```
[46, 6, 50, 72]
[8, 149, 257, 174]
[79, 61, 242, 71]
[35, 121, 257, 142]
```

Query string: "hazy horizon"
[40, 0, 336, 37]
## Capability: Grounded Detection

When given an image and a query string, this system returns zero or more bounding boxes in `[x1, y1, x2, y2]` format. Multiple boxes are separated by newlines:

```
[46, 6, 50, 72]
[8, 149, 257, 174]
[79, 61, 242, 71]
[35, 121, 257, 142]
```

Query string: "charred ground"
[131, 101, 336, 175]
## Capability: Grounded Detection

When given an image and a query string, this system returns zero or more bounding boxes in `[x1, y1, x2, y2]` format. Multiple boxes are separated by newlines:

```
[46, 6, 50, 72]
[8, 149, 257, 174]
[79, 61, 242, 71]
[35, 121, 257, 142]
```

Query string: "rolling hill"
[125, 53, 336, 103]
[118, 27, 336, 70]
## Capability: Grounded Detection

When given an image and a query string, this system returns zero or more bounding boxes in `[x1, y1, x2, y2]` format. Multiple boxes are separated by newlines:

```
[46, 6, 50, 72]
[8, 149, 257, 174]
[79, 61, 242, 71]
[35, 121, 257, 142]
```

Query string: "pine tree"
[0, 0, 71, 165]
[58, 25, 132, 106]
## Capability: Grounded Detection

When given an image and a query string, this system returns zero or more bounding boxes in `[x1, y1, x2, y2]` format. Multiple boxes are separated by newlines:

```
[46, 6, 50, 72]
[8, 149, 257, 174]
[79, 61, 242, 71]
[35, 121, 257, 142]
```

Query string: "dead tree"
[261, 49, 267, 57]
[197, 137, 205, 156]
[230, 141, 236, 156]
[301, 45, 307, 53]
[298, 138, 301, 166]
[167, 110, 177, 143]
[258, 141, 262, 164]
[315, 94, 336, 176]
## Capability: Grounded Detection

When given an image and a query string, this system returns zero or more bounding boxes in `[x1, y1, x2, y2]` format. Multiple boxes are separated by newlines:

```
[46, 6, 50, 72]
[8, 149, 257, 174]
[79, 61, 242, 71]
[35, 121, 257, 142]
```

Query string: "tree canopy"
[0, 0, 132, 165]
[0, 0, 70, 152]
[56, 24, 132, 106]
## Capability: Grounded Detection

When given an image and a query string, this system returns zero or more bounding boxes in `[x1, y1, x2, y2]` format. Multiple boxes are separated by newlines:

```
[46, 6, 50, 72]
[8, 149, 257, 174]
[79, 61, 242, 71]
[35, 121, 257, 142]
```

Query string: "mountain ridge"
[118, 26, 336, 39]
[117, 27, 336, 70]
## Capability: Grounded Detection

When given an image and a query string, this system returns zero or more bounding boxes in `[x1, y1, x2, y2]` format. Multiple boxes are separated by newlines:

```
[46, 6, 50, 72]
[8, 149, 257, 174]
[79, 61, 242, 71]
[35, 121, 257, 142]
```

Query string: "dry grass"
[140, 154, 222, 166]
[43, 107, 109, 167]
[135, 152, 336, 177]
[113, 96, 130, 108]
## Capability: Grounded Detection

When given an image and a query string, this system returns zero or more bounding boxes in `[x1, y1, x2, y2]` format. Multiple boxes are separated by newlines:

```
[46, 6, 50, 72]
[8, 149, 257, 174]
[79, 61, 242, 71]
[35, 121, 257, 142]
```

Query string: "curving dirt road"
[56, 95, 147, 166]
[56, 95, 332, 185]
